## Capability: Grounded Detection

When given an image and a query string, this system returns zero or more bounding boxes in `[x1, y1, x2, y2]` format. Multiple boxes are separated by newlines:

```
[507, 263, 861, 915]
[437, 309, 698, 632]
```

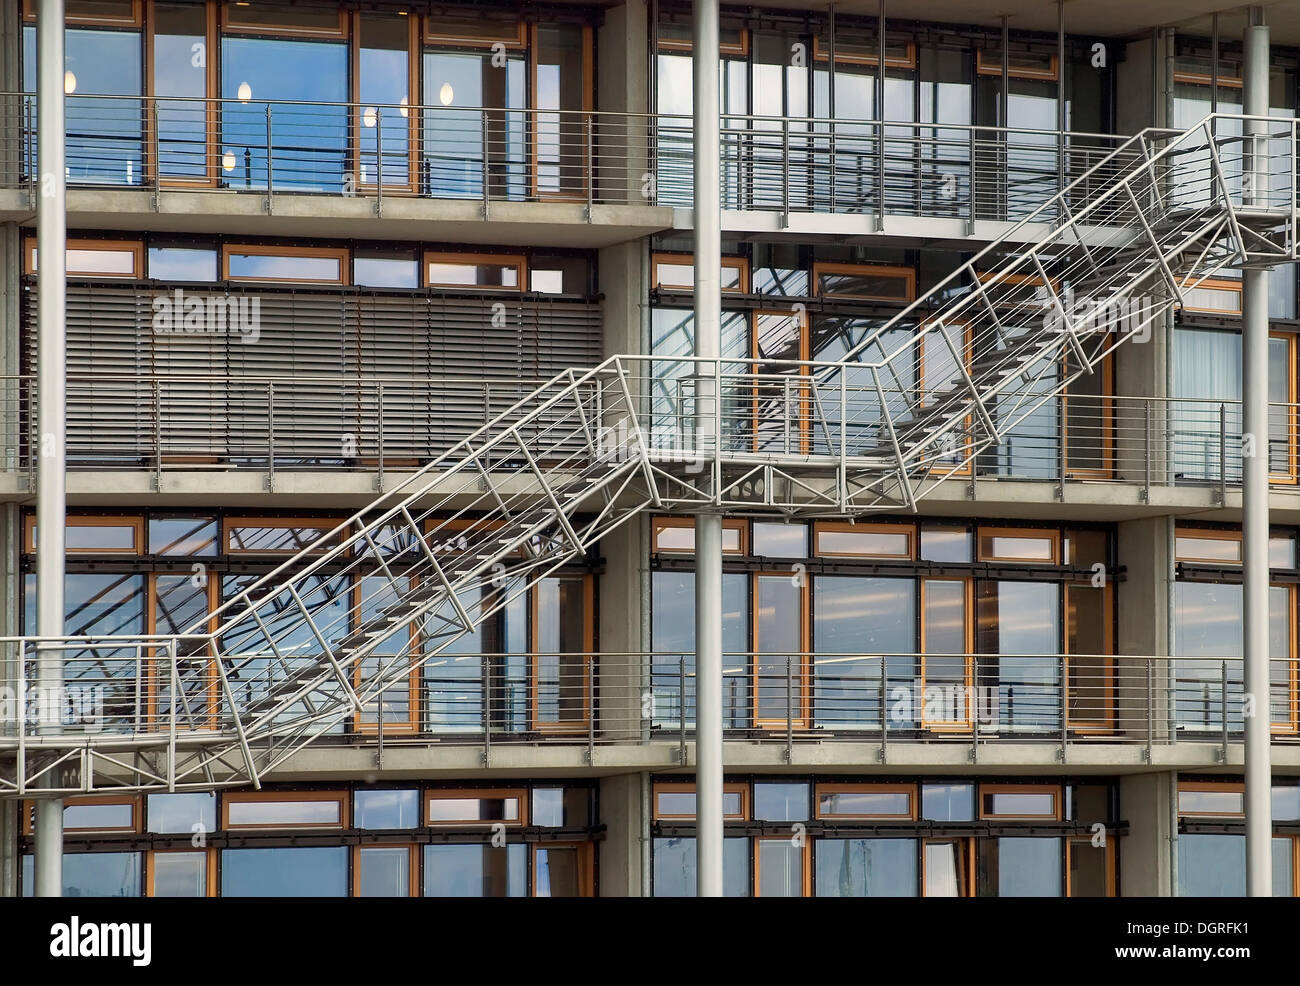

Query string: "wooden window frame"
[22, 794, 143, 835]
[423, 16, 527, 50]
[753, 834, 811, 897]
[146, 0, 219, 188]
[977, 525, 1061, 565]
[220, 1, 349, 39]
[652, 253, 750, 293]
[1062, 343, 1116, 480]
[1064, 580, 1116, 735]
[1065, 837, 1116, 897]
[811, 262, 916, 302]
[223, 516, 343, 555]
[1272, 581, 1299, 737]
[24, 0, 142, 27]
[426, 787, 528, 827]
[922, 836, 974, 897]
[751, 570, 811, 730]
[917, 317, 974, 476]
[813, 782, 917, 821]
[1177, 780, 1245, 818]
[25, 514, 144, 555]
[529, 574, 595, 734]
[1180, 276, 1243, 315]
[422, 515, 526, 559]
[24, 236, 144, 278]
[146, 847, 217, 897]
[920, 576, 975, 733]
[811, 36, 917, 69]
[528, 23, 594, 203]
[976, 49, 1059, 81]
[657, 26, 749, 57]
[651, 516, 748, 555]
[1173, 70, 1244, 89]
[221, 244, 351, 285]
[1269, 331, 1298, 485]
[1174, 526, 1243, 564]
[424, 251, 528, 291]
[978, 783, 1063, 821]
[146, 573, 221, 733]
[531, 841, 595, 897]
[222, 790, 349, 830]
[351, 844, 419, 897]
[751, 306, 811, 455]
[813, 520, 914, 559]
[652, 781, 750, 821]
[352, 573, 420, 736]
[350, 9, 420, 196]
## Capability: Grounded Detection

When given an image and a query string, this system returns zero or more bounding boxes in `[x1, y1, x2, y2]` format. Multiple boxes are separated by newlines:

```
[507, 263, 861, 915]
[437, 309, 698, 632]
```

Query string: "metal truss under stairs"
[3, 113, 1298, 795]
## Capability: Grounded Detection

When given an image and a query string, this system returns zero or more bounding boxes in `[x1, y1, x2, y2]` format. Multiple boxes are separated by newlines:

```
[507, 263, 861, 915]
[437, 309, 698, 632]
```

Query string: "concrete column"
[34, 0, 67, 900]
[1119, 772, 1174, 896]
[1241, 6, 1272, 898]
[691, 0, 723, 898]
[598, 773, 647, 896]
[1115, 518, 1170, 745]
[596, 0, 650, 205]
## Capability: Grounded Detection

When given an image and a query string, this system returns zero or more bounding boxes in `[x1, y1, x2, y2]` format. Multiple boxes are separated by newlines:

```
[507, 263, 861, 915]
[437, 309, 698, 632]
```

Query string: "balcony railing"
[3, 644, 1294, 756]
[6, 368, 1295, 502]
[0, 92, 1137, 223]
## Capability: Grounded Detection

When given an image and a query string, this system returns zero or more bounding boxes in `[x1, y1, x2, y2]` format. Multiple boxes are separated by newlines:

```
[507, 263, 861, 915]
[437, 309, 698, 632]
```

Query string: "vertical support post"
[374, 108, 383, 217]
[480, 108, 490, 218]
[678, 654, 687, 765]
[875, 0, 886, 231]
[1056, 0, 1066, 201]
[377, 380, 385, 493]
[1001, 15, 1009, 219]
[1219, 402, 1228, 504]
[266, 381, 276, 493]
[828, 0, 836, 213]
[692, 0, 724, 899]
[264, 104, 273, 213]
[1241, 6, 1273, 897]
[784, 655, 793, 763]
[34, 0, 67, 898]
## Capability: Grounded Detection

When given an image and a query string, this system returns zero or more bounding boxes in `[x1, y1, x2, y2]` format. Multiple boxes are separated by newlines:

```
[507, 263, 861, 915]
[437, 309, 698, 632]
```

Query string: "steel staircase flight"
[2, 113, 1298, 796]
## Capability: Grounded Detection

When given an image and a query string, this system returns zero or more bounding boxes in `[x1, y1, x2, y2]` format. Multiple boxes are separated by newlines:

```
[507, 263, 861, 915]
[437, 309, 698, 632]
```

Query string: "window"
[923, 839, 971, 897]
[653, 783, 749, 821]
[814, 521, 913, 559]
[754, 782, 810, 822]
[22, 852, 142, 898]
[149, 516, 218, 556]
[354, 789, 419, 829]
[353, 845, 417, 897]
[653, 837, 750, 896]
[25, 237, 143, 278]
[354, 248, 419, 288]
[652, 253, 749, 293]
[922, 783, 975, 821]
[755, 837, 810, 896]
[424, 843, 527, 897]
[426, 789, 526, 826]
[221, 847, 348, 897]
[1181, 276, 1243, 315]
[1178, 782, 1244, 817]
[533, 843, 594, 897]
[976, 49, 1059, 81]
[815, 784, 915, 820]
[26, 515, 143, 554]
[751, 522, 808, 558]
[25, 0, 142, 27]
[812, 36, 916, 69]
[224, 517, 339, 553]
[657, 22, 748, 56]
[23, 796, 141, 835]
[146, 792, 215, 834]
[815, 839, 918, 896]
[753, 571, 810, 728]
[920, 526, 972, 562]
[979, 784, 1061, 820]
[151, 1, 216, 185]
[977, 527, 1059, 564]
[148, 245, 218, 281]
[221, 1, 348, 38]
[424, 16, 526, 49]
[223, 791, 347, 830]
[222, 245, 349, 284]
[978, 837, 1063, 896]
[651, 517, 746, 555]
[147, 849, 215, 897]
[812, 263, 916, 302]
[425, 252, 526, 290]
[1176, 529, 1243, 563]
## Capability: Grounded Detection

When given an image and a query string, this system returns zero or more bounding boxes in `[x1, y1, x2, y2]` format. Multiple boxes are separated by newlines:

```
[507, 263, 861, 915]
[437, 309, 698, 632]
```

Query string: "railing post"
[585, 111, 593, 221]
[374, 107, 383, 217]
[781, 116, 790, 227]
[1145, 657, 1154, 762]
[264, 103, 273, 214]
[1057, 395, 1067, 501]
[1220, 659, 1230, 763]
[586, 656, 595, 764]
[878, 653, 888, 763]
[876, 119, 886, 232]
[678, 654, 687, 765]
[480, 108, 490, 219]
[1218, 401, 1228, 505]
[152, 377, 162, 492]
[1143, 398, 1152, 501]
[377, 380, 385, 493]
[266, 381, 276, 493]
[481, 653, 491, 767]
[785, 654, 793, 764]
[24, 95, 35, 207]
[1059, 653, 1068, 762]
[967, 126, 977, 234]
[150, 98, 161, 211]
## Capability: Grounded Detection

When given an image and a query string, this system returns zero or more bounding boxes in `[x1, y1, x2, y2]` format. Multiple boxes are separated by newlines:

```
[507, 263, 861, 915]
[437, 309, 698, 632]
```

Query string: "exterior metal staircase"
[2, 114, 1297, 796]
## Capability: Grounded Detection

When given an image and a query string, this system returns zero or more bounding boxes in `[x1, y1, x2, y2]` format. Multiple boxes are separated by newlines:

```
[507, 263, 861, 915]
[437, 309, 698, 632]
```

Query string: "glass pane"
[221, 847, 347, 897]
[758, 839, 804, 897]
[976, 581, 1061, 731]
[754, 782, 809, 822]
[359, 13, 411, 186]
[923, 579, 969, 725]
[535, 577, 587, 727]
[1178, 834, 1245, 896]
[816, 526, 909, 557]
[923, 841, 965, 896]
[355, 252, 419, 288]
[818, 789, 910, 818]
[428, 795, 520, 824]
[979, 837, 1063, 897]
[816, 839, 917, 896]
[423, 50, 526, 199]
[227, 251, 341, 282]
[817, 268, 910, 299]
[62, 29, 144, 185]
[354, 789, 419, 829]
[534, 24, 587, 199]
[920, 526, 971, 562]
[1068, 841, 1109, 896]
[423, 844, 526, 897]
[1176, 535, 1242, 562]
[922, 783, 974, 821]
[153, 1, 208, 180]
[226, 798, 340, 828]
[426, 259, 520, 288]
[1066, 585, 1109, 727]
[813, 576, 914, 729]
[149, 517, 218, 555]
[534, 846, 584, 897]
[1178, 788, 1244, 816]
[152, 852, 206, 897]
[983, 790, 1057, 817]
[979, 533, 1054, 561]
[532, 787, 591, 828]
[147, 792, 215, 834]
[227, 524, 329, 552]
[652, 837, 749, 897]
[1275, 784, 1300, 821]
[64, 802, 133, 830]
[1273, 838, 1295, 897]
[751, 522, 807, 557]
[655, 790, 743, 819]
[359, 846, 410, 897]
[1064, 530, 1107, 568]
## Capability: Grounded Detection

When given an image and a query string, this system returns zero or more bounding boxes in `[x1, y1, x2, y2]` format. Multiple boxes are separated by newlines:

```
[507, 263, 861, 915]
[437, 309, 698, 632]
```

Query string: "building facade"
[1, 0, 1300, 897]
